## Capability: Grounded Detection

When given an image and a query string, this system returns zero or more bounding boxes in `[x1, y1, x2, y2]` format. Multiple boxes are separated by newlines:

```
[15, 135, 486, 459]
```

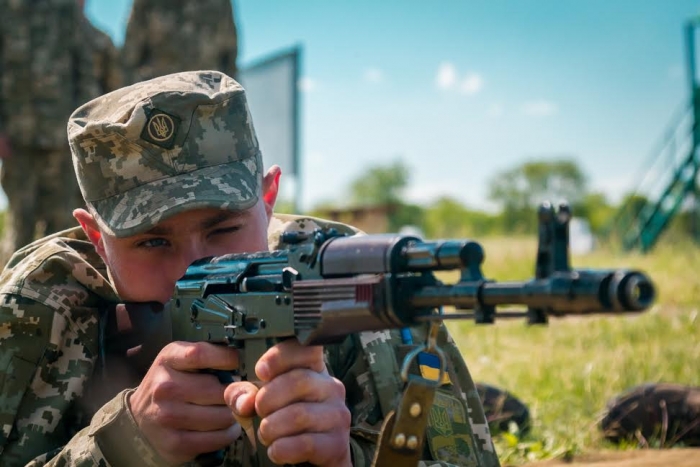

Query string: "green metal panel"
[607, 19, 700, 252]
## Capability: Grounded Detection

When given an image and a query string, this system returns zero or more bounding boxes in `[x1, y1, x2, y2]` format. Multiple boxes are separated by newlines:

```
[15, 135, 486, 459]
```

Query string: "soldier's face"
[99, 204, 271, 304]
[75, 166, 281, 303]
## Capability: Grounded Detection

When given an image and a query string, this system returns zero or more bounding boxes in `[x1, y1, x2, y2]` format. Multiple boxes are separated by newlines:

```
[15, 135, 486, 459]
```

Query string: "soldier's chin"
[116, 290, 172, 306]
[156, 294, 173, 305]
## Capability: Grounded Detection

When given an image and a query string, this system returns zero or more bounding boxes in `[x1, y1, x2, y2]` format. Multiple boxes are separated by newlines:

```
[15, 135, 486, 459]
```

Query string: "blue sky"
[86, 0, 699, 212]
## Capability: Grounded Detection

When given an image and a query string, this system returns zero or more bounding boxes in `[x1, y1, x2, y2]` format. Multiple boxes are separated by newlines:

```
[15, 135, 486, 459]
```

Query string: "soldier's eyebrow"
[140, 211, 247, 236]
[199, 211, 247, 230]
[140, 224, 173, 236]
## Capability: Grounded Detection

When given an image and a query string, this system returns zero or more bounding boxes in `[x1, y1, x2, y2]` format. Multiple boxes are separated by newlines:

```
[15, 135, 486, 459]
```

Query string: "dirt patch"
[523, 448, 700, 467]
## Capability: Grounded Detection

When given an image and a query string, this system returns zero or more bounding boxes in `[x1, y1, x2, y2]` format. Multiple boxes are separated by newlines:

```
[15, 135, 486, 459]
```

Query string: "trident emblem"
[147, 114, 175, 142]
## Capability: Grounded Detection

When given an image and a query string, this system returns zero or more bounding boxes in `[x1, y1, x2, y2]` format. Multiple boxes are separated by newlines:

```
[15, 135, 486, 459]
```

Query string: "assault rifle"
[106, 203, 655, 467]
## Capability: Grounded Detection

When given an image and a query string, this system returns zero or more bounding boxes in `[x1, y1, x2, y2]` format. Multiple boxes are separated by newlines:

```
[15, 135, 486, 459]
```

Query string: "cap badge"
[141, 110, 180, 149]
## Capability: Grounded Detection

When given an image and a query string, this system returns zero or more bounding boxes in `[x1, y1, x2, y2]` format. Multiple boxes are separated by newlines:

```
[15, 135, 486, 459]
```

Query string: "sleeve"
[0, 294, 69, 466]
[121, 0, 149, 85]
[35, 389, 170, 467]
[0, 293, 167, 467]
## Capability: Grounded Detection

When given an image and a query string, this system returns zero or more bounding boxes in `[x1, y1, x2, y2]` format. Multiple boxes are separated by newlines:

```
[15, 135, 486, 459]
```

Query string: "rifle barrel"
[408, 270, 654, 314]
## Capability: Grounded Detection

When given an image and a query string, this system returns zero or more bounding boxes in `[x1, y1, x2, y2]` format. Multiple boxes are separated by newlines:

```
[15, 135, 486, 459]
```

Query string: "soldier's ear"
[262, 165, 281, 219]
[73, 208, 105, 254]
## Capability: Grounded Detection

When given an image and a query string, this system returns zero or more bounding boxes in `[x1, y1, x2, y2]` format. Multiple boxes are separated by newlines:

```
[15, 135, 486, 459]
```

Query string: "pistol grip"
[193, 369, 236, 465]
[194, 450, 226, 467]
[243, 338, 277, 466]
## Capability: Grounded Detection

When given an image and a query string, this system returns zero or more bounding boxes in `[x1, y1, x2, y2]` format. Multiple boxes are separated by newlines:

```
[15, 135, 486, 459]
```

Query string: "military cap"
[68, 70, 262, 237]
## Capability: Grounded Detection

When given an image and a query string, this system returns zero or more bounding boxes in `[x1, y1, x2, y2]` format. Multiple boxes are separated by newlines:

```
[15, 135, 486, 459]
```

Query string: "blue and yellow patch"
[418, 352, 451, 385]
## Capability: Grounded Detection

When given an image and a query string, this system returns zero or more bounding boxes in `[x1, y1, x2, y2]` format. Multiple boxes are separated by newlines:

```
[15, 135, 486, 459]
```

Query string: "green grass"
[440, 237, 700, 465]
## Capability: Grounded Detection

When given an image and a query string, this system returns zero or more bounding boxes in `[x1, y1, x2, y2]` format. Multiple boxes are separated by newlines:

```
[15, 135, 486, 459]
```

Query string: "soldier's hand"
[0, 134, 11, 159]
[225, 340, 352, 467]
[128, 342, 242, 465]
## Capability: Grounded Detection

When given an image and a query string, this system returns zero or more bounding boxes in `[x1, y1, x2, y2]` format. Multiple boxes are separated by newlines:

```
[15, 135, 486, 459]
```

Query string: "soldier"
[0, 71, 500, 466]
[76, 0, 123, 206]
[122, 0, 238, 85]
[78, 0, 123, 98]
[0, 0, 97, 264]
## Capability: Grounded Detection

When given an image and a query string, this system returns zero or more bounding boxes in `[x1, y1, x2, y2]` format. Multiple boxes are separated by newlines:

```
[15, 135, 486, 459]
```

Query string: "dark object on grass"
[601, 383, 700, 447]
[476, 382, 531, 435]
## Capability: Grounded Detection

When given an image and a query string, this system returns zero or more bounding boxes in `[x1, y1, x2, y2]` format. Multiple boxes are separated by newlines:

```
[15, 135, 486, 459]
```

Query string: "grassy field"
[439, 237, 700, 465]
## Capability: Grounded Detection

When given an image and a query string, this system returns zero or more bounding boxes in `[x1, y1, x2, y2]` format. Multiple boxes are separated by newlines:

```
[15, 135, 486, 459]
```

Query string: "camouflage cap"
[68, 70, 262, 238]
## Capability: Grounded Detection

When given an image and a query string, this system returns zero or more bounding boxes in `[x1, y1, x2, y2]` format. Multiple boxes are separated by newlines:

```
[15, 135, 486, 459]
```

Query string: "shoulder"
[267, 213, 364, 251]
[0, 227, 118, 309]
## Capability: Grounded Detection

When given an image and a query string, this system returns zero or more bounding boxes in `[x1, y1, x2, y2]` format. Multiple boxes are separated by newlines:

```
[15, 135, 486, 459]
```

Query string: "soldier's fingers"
[224, 381, 259, 448]
[158, 341, 239, 372]
[255, 369, 345, 418]
[147, 370, 229, 406]
[267, 431, 351, 466]
[142, 401, 237, 431]
[224, 380, 259, 418]
[257, 401, 351, 447]
[256, 340, 326, 381]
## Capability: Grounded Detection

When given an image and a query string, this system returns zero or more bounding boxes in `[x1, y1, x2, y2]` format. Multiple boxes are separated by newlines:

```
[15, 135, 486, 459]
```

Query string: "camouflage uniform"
[122, 0, 238, 85]
[0, 0, 97, 261]
[0, 71, 500, 466]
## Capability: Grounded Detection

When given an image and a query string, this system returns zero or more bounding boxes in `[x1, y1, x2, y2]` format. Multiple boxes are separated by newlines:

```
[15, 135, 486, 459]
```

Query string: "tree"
[345, 159, 420, 231]
[389, 202, 425, 233]
[574, 192, 615, 234]
[349, 159, 409, 206]
[488, 158, 588, 232]
[423, 197, 499, 238]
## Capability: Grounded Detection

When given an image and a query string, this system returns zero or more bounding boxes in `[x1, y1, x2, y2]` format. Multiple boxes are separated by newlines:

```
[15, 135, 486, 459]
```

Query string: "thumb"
[225, 381, 259, 448]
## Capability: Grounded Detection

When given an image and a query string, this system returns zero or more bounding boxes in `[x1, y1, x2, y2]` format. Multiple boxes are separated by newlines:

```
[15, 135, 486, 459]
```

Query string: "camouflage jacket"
[122, 0, 238, 85]
[0, 0, 97, 148]
[0, 214, 500, 467]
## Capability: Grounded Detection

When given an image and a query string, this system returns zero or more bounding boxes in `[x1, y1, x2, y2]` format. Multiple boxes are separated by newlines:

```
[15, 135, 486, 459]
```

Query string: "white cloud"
[436, 62, 457, 90]
[363, 68, 385, 84]
[459, 73, 483, 95]
[298, 77, 317, 92]
[521, 100, 558, 117]
[435, 63, 484, 96]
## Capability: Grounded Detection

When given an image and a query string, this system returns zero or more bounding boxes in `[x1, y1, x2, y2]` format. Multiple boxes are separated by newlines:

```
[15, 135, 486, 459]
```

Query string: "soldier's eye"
[137, 237, 170, 248]
[211, 225, 242, 236]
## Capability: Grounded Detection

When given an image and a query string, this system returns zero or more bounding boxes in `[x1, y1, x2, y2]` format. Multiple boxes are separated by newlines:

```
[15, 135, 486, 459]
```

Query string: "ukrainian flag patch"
[418, 352, 451, 385]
